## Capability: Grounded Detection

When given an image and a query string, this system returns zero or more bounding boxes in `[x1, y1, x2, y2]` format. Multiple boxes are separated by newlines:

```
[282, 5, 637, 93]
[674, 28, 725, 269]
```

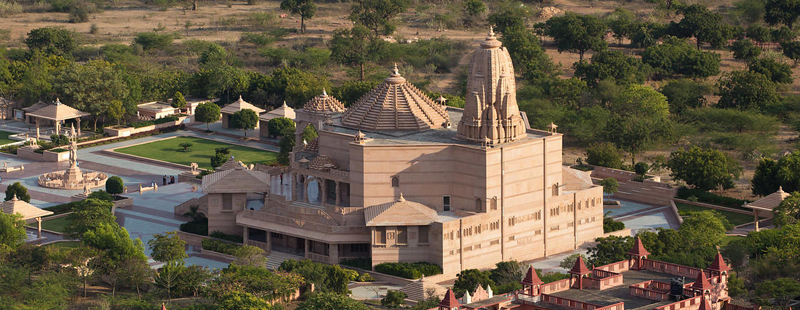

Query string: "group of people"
[163, 175, 176, 185]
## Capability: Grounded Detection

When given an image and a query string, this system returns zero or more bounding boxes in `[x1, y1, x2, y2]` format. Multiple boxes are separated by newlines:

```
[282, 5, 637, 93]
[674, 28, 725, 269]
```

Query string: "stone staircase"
[265, 251, 304, 270]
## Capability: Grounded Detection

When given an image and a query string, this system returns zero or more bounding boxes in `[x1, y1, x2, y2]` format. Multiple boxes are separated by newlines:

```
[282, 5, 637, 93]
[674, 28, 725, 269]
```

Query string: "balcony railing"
[240, 209, 368, 234]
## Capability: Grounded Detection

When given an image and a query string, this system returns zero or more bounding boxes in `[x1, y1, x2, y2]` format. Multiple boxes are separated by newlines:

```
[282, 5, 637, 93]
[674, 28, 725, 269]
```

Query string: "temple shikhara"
[190, 30, 604, 277]
[432, 239, 733, 310]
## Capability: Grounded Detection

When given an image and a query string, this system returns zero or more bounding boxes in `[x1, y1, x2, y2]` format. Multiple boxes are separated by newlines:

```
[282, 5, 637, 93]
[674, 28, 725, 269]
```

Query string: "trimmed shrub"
[340, 257, 372, 270]
[210, 231, 244, 243]
[374, 262, 442, 279]
[44, 201, 82, 214]
[180, 217, 208, 235]
[603, 216, 625, 233]
[676, 187, 747, 209]
[201, 239, 242, 255]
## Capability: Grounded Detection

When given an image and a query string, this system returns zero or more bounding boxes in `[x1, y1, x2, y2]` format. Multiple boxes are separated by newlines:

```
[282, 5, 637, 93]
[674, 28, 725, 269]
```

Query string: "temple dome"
[457, 27, 527, 145]
[341, 65, 449, 132]
[303, 89, 346, 114]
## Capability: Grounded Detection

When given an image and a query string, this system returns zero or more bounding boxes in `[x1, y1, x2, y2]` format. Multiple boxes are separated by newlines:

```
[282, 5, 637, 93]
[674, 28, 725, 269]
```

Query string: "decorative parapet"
[629, 280, 671, 301]
[239, 209, 367, 234]
[655, 295, 703, 310]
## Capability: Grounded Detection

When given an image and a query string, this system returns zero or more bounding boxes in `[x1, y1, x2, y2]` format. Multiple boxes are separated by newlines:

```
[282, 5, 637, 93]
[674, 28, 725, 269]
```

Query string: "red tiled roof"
[627, 237, 651, 257]
[521, 267, 544, 286]
[161, 303, 167, 310]
[440, 289, 461, 308]
[708, 252, 731, 273]
[569, 256, 591, 275]
[692, 271, 713, 291]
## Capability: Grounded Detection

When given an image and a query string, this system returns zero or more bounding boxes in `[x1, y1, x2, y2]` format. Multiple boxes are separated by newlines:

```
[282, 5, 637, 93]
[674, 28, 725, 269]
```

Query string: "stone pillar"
[76, 118, 81, 136]
[335, 181, 341, 206]
[305, 239, 310, 258]
[266, 230, 271, 251]
[36, 217, 42, 239]
[330, 243, 339, 264]
[303, 178, 309, 203]
[243, 226, 249, 244]
[320, 178, 327, 206]
[55, 120, 60, 135]
[35, 118, 40, 140]
[754, 210, 759, 232]
[291, 173, 298, 201]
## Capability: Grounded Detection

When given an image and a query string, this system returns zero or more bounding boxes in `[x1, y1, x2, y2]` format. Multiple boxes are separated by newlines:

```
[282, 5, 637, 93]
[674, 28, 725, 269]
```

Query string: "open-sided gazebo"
[743, 186, 791, 231]
[221, 96, 265, 129]
[26, 98, 90, 139]
[1, 195, 53, 239]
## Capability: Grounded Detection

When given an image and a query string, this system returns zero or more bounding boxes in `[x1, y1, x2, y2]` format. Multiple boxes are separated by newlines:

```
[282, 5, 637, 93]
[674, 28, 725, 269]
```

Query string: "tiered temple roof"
[341, 65, 449, 132]
[303, 89, 346, 114]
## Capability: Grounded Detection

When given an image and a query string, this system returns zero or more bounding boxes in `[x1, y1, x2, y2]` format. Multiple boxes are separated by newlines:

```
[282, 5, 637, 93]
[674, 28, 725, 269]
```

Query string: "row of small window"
[579, 217, 597, 224]
[374, 226, 429, 245]
[444, 220, 501, 240]
[448, 239, 501, 256]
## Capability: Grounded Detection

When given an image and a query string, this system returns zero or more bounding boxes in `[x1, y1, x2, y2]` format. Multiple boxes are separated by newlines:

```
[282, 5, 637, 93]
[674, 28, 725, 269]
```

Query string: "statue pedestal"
[63, 165, 84, 183]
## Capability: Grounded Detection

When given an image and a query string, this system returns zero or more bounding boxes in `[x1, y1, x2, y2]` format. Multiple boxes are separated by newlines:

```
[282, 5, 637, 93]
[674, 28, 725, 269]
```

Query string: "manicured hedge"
[340, 258, 372, 270]
[44, 201, 82, 215]
[201, 239, 242, 256]
[676, 187, 748, 209]
[603, 217, 625, 233]
[180, 217, 208, 236]
[374, 262, 442, 279]
[210, 230, 244, 243]
[130, 115, 182, 128]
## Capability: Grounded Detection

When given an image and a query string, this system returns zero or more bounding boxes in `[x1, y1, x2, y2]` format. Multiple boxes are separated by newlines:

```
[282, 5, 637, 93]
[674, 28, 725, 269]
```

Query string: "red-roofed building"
[628, 237, 651, 270]
[439, 289, 461, 310]
[692, 271, 714, 294]
[569, 256, 592, 289]
[708, 252, 731, 275]
[521, 266, 545, 296]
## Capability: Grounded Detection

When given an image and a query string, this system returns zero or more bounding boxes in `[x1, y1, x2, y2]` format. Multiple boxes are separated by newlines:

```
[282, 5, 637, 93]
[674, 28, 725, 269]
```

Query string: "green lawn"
[721, 235, 744, 247]
[115, 136, 278, 170]
[41, 216, 71, 233]
[0, 131, 17, 145]
[675, 202, 755, 227]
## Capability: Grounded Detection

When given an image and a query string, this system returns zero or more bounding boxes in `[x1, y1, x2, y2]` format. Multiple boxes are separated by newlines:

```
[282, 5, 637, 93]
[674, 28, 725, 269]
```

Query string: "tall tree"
[64, 199, 116, 240]
[606, 8, 636, 45]
[499, 25, 560, 86]
[0, 212, 27, 249]
[774, 192, 800, 227]
[453, 269, 494, 297]
[716, 70, 778, 110]
[765, 0, 800, 28]
[573, 50, 649, 87]
[605, 85, 673, 165]
[329, 24, 385, 81]
[542, 12, 608, 61]
[349, 0, 408, 35]
[280, 0, 317, 34]
[297, 292, 370, 310]
[781, 40, 800, 65]
[668, 146, 742, 191]
[5, 182, 30, 202]
[230, 109, 258, 138]
[659, 79, 712, 114]
[25, 27, 76, 57]
[54, 60, 130, 130]
[148, 231, 188, 264]
[673, 5, 732, 49]
[195, 102, 221, 131]
[752, 157, 781, 196]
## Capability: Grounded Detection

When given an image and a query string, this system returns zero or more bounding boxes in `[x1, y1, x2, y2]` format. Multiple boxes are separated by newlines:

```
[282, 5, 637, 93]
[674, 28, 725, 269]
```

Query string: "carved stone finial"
[393, 63, 399, 75]
[398, 193, 405, 202]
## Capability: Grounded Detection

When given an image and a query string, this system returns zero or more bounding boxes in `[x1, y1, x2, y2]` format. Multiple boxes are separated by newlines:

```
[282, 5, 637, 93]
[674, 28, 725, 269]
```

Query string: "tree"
[172, 91, 187, 109]
[117, 257, 153, 299]
[267, 117, 295, 138]
[600, 178, 619, 194]
[716, 70, 779, 110]
[133, 32, 173, 51]
[668, 146, 741, 191]
[606, 85, 673, 165]
[487, 1, 533, 34]
[559, 253, 587, 269]
[154, 261, 184, 299]
[148, 231, 188, 264]
[211, 152, 229, 169]
[232, 245, 267, 267]
[278, 127, 295, 165]
[747, 24, 772, 48]
[629, 21, 667, 48]
[660, 79, 712, 114]
[500, 25, 560, 86]
[748, 57, 793, 84]
[606, 8, 635, 45]
[586, 142, 623, 169]
[175, 265, 211, 297]
[772, 26, 795, 43]
[673, 5, 732, 49]
[773, 192, 800, 227]
[453, 269, 494, 297]
[488, 260, 525, 292]
[731, 39, 761, 61]
[752, 157, 781, 195]
[67, 246, 100, 297]
[297, 292, 370, 310]
[280, 0, 317, 34]
[680, 210, 731, 249]
[587, 235, 633, 266]
[5, 182, 30, 202]
[53, 60, 130, 130]
[180, 142, 193, 152]
[634, 162, 649, 177]
[462, 0, 486, 26]
[0, 213, 27, 249]
[757, 278, 800, 309]
[230, 109, 258, 137]
[64, 198, 116, 240]
[781, 41, 800, 65]
[765, 0, 800, 28]
[195, 102, 221, 131]
[542, 12, 608, 61]
[329, 24, 385, 81]
[25, 27, 76, 57]
[349, 0, 408, 35]
[641, 37, 721, 78]
[106, 99, 125, 125]
[573, 50, 649, 87]
[106, 176, 124, 197]
[382, 290, 407, 308]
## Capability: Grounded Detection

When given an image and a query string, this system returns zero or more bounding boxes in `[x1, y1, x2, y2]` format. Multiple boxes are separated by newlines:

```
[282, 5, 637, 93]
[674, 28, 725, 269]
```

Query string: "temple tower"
[457, 27, 526, 145]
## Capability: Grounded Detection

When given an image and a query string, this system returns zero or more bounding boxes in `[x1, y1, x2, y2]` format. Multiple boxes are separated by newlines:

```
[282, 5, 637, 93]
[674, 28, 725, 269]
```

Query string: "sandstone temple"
[186, 30, 605, 278]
